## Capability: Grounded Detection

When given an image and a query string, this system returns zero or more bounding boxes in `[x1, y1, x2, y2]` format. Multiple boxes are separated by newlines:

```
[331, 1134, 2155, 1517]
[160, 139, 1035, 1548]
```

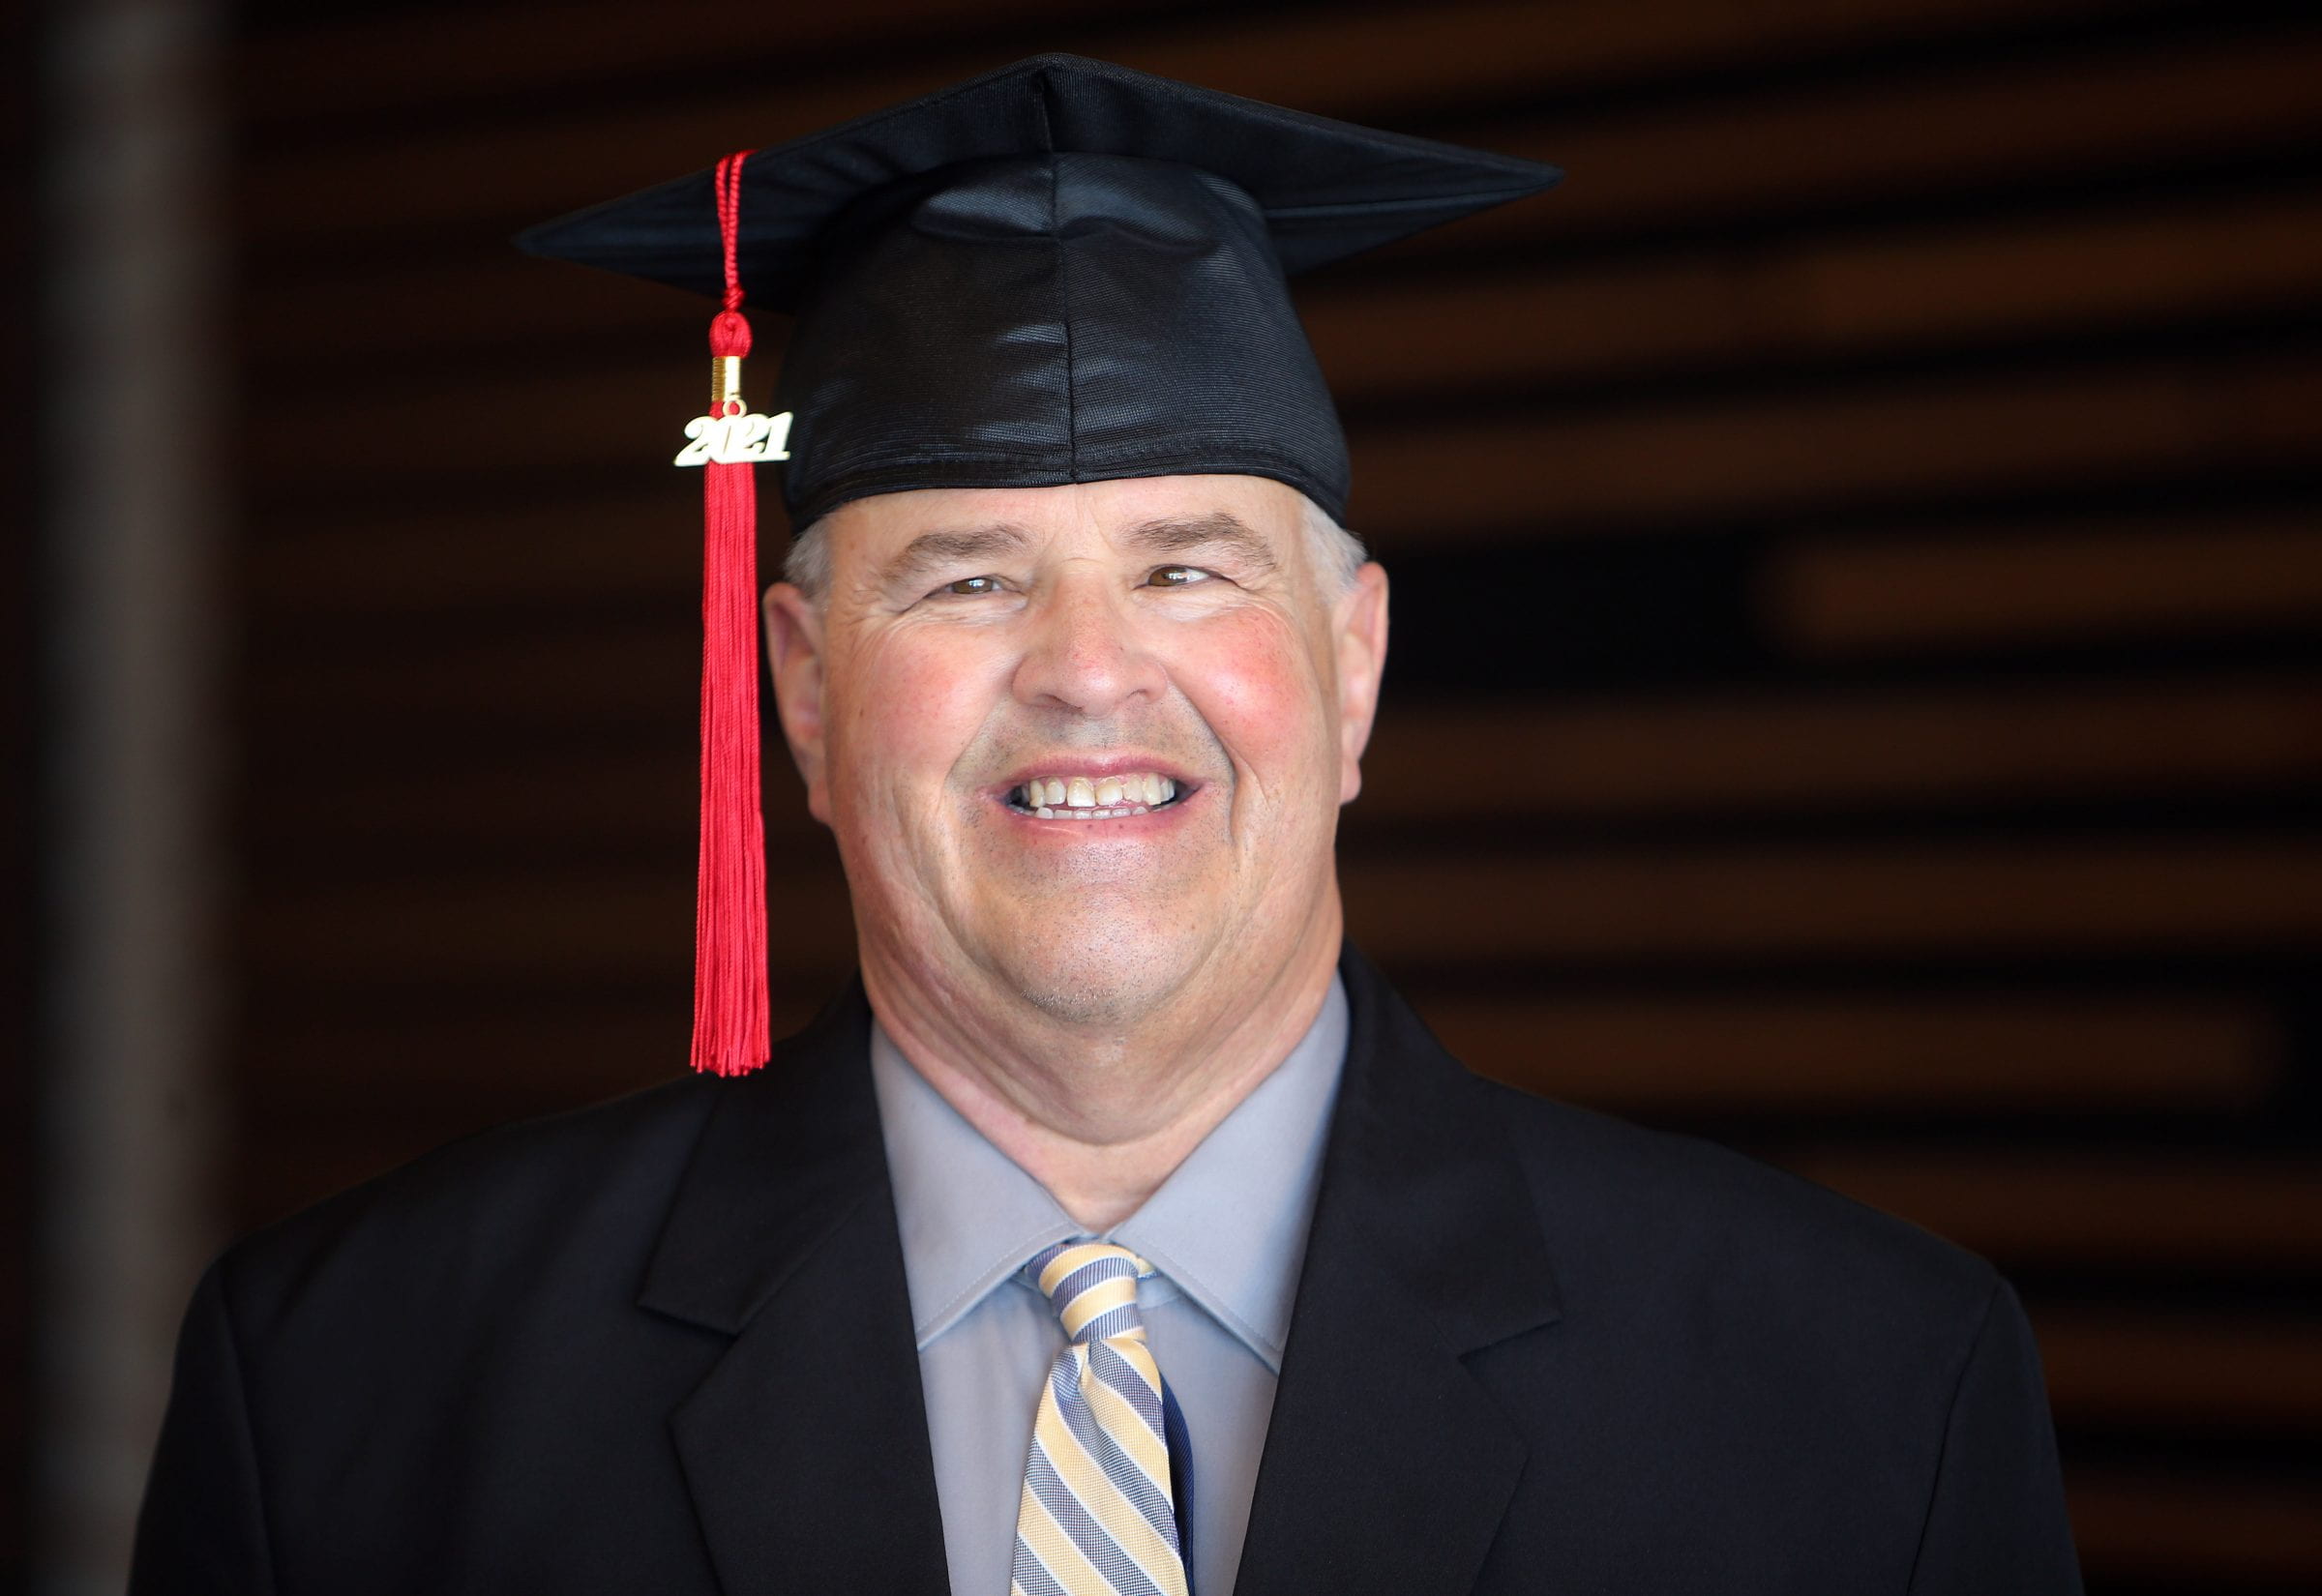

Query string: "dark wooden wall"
[225, 2, 2321, 1589]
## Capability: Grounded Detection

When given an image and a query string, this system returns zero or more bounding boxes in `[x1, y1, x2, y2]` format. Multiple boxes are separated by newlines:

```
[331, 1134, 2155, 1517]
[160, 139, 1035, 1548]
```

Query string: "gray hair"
[780, 489, 1366, 602]
[1299, 493, 1369, 595]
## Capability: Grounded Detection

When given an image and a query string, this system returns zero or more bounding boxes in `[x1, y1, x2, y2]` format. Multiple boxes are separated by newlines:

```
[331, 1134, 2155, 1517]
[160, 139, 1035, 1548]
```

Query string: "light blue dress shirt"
[870, 976, 1349, 1596]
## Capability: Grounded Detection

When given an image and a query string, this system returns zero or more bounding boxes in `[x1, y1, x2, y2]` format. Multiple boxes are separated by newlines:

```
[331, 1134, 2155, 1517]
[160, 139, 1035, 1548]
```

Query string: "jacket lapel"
[1235, 945, 1563, 1596]
[640, 983, 950, 1596]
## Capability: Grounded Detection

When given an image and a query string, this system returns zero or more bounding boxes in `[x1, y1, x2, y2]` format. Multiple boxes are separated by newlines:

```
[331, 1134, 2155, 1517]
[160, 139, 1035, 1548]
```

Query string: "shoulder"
[1346, 949, 2002, 1352]
[1473, 1073, 2001, 1350]
[208, 1073, 724, 1342]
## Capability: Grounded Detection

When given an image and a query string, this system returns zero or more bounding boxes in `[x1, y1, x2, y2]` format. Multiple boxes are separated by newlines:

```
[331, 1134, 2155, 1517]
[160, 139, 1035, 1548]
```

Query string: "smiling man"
[773, 478, 1379, 1241]
[133, 56, 2080, 1596]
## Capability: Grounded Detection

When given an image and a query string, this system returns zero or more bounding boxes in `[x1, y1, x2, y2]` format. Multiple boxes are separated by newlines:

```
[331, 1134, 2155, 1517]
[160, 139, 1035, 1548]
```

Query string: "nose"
[1011, 566, 1166, 719]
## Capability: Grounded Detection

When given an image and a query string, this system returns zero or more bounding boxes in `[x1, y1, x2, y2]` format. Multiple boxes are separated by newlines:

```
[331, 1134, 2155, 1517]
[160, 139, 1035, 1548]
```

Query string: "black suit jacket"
[134, 946, 2080, 1593]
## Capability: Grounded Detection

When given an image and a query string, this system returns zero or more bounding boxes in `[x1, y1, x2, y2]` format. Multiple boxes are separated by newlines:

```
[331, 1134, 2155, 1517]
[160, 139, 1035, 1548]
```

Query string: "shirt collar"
[871, 974, 1349, 1372]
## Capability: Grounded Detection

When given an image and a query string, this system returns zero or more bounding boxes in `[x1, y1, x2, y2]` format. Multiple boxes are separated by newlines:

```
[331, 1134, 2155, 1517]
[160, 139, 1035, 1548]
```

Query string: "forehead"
[823, 473, 1308, 555]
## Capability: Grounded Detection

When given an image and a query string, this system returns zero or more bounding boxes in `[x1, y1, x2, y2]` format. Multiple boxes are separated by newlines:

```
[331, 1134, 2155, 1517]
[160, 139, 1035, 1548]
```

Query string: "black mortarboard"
[518, 52, 1561, 525]
[515, 55, 1558, 1077]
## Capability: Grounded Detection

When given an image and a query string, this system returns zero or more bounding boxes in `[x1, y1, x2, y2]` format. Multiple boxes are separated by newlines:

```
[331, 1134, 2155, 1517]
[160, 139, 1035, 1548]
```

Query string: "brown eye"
[1146, 565, 1209, 587]
[944, 576, 1003, 596]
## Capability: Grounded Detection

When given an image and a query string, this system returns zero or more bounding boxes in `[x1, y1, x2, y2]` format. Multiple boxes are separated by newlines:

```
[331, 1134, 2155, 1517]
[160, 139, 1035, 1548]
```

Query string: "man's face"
[763, 474, 1388, 1032]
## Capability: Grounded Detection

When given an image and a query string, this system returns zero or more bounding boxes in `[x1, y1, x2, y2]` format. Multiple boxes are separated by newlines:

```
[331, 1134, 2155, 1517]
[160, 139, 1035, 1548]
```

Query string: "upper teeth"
[1015, 772, 1177, 817]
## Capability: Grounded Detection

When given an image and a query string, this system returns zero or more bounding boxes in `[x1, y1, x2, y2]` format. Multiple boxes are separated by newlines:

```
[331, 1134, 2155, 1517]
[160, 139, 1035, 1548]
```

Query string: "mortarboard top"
[518, 52, 1562, 526]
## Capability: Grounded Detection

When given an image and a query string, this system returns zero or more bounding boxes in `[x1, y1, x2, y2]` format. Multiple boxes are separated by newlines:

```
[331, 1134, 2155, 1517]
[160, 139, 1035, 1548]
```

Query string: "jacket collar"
[1234, 943, 1563, 1596]
[1322, 942, 1563, 1353]
[640, 980, 952, 1596]
[639, 981, 889, 1335]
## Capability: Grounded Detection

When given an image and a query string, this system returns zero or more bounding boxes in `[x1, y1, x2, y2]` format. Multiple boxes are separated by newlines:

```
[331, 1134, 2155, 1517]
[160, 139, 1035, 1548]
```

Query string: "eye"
[939, 575, 1007, 597]
[1144, 565, 1213, 588]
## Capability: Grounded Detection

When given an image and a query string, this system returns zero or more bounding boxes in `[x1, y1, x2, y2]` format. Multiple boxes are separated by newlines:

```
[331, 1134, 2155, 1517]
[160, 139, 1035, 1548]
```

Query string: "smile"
[1007, 772, 1183, 820]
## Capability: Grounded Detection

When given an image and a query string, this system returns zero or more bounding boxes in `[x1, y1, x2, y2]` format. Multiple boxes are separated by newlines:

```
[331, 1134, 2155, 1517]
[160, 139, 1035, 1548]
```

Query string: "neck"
[865, 906, 1343, 1231]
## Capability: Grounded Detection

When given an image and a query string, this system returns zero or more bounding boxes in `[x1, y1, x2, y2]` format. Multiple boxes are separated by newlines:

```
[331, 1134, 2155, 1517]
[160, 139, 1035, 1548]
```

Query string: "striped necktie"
[1011, 1241, 1190, 1596]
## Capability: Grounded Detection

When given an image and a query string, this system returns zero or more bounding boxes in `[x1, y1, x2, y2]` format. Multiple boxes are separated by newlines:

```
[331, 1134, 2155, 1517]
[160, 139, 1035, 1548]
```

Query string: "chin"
[979, 924, 1215, 1031]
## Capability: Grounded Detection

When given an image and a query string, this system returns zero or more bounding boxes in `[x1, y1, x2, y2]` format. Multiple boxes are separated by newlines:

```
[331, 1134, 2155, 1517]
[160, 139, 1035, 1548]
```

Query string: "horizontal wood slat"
[246, 870, 854, 987]
[1308, 190, 2322, 402]
[1792, 1152, 2322, 1269]
[242, 478, 2322, 686]
[242, 488, 698, 609]
[239, 254, 699, 368]
[234, 0, 1160, 124]
[2068, 1472, 2322, 1581]
[245, 186, 2322, 411]
[2035, 1310, 2322, 1430]
[246, 618, 700, 727]
[1357, 678, 2322, 817]
[1349, 355, 2321, 541]
[1444, 992, 2274, 1112]
[233, 25, 2322, 250]
[1342, 842, 2322, 962]
[236, 1003, 835, 1116]
[234, 0, 2155, 128]
[236, 984, 2275, 1117]
[235, 675, 2322, 860]
[242, 349, 2322, 542]
[243, 755, 714, 853]
[245, 838, 2322, 987]
[1771, 513, 2322, 656]
[1452, 25, 2322, 246]
[237, 247, 706, 369]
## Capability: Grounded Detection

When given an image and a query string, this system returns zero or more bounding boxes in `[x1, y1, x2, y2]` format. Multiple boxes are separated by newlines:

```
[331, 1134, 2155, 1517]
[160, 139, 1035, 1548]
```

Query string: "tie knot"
[1028, 1240, 1149, 1345]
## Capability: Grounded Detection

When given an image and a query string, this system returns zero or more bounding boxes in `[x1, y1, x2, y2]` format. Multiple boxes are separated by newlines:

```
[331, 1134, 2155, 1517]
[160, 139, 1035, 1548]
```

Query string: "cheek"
[1174, 612, 1336, 785]
[828, 630, 1001, 802]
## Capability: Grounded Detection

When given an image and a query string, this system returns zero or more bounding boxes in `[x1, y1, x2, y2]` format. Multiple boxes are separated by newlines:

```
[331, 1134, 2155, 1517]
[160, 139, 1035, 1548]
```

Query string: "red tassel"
[690, 152, 770, 1076]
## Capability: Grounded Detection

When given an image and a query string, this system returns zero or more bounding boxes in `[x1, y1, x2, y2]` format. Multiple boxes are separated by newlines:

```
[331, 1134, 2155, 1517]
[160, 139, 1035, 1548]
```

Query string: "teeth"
[1015, 771, 1182, 816]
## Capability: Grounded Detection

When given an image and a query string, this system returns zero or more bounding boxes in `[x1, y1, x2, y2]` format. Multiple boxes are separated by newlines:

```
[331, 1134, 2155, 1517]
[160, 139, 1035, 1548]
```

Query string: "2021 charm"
[675, 408, 792, 466]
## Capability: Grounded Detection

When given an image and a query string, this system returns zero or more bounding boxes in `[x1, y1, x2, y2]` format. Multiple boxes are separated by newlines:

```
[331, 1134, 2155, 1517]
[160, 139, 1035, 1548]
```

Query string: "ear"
[1334, 561, 1390, 806]
[762, 581, 833, 826]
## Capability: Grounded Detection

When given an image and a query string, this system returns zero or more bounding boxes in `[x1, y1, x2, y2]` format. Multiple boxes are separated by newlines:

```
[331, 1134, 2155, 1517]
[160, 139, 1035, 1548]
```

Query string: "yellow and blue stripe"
[1010, 1242, 1189, 1596]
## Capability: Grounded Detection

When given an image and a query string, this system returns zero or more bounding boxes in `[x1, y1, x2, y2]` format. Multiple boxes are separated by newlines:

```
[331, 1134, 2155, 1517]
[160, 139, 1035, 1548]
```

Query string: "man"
[133, 56, 2081, 1594]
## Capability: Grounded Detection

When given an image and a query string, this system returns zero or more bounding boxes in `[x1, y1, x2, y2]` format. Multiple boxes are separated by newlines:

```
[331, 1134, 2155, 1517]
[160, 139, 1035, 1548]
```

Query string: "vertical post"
[34, 0, 227, 1588]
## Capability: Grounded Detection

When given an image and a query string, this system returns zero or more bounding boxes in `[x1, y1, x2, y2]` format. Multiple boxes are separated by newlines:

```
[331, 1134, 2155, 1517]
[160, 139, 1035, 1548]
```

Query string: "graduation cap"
[518, 53, 1561, 1076]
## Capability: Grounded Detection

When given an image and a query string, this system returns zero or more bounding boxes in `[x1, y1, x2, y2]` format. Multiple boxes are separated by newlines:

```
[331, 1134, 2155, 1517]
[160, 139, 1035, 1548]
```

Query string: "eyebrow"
[878, 523, 1032, 590]
[1123, 512, 1279, 575]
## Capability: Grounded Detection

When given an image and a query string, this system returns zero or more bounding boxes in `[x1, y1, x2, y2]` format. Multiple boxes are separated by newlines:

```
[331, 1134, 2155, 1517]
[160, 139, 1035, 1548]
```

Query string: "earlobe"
[761, 582, 833, 825]
[1336, 562, 1390, 806]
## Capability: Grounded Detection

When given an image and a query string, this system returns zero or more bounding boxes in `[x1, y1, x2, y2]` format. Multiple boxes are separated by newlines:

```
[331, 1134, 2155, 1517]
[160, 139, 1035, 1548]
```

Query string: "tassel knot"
[709, 308, 752, 361]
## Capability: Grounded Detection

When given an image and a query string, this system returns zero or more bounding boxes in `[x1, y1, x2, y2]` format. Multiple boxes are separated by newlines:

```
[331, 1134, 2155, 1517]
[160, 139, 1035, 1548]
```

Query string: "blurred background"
[6, 0, 2321, 1589]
